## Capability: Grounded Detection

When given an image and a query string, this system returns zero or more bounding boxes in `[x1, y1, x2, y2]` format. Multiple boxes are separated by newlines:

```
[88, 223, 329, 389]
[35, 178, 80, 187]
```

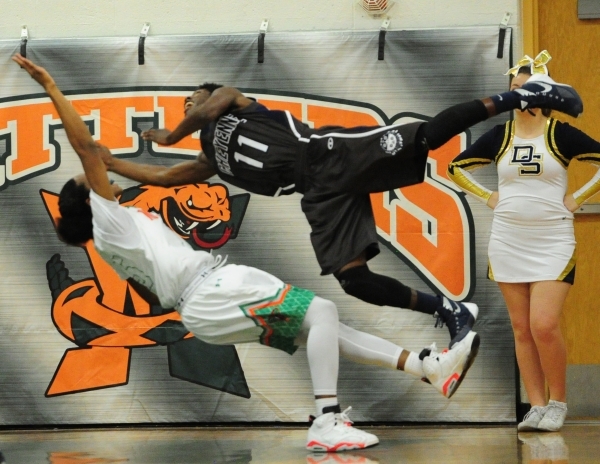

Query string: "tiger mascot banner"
[0, 28, 515, 424]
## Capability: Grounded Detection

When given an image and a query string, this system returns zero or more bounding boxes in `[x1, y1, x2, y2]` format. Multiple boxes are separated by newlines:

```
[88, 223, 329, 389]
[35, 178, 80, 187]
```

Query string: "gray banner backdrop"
[0, 27, 514, 425]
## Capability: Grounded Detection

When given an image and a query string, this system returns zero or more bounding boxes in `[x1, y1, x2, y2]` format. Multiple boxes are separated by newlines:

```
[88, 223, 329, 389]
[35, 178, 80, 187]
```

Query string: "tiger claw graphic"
[40, 184, 251, 398]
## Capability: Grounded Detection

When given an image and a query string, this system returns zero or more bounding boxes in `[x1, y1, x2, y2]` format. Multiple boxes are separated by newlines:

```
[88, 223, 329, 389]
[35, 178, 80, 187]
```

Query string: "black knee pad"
[335, 265, 412, 308]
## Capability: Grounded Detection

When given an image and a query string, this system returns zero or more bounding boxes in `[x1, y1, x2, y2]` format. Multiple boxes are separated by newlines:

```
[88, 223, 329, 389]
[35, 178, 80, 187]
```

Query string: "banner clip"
[378, 17, 390, 61]
[258, 19, 268, 64]
[139, 22, 150, 65]
[497, 12, 511, 59]
[20, 25, 28, 58]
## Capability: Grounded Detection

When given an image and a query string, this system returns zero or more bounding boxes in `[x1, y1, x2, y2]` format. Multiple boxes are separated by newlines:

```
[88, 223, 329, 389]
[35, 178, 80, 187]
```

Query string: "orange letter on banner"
[71, 96, 154, 152]
[257, 99, 303, 121]
[307, 105, 379, 129]
[0, 102, 58, 179]
[371, 135, 471, 299]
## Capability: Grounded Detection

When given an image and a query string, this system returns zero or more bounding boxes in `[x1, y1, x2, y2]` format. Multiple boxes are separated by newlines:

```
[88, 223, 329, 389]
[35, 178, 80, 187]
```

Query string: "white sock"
[315, 398, 339, 416]
[403, 351, 425, 378]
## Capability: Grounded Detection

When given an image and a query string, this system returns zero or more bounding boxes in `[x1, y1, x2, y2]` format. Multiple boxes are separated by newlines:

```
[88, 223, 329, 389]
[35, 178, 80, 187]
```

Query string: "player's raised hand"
[141, 128, 174, 145]
[12, 54, 56, 90]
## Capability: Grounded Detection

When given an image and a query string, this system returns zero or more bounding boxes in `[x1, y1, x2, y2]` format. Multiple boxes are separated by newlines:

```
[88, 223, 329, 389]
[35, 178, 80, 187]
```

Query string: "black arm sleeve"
[553, 121, 600, 163]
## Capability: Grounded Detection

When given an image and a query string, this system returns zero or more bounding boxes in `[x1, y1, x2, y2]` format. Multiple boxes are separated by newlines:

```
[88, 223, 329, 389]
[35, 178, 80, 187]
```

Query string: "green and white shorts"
[179, 264, 315, 354]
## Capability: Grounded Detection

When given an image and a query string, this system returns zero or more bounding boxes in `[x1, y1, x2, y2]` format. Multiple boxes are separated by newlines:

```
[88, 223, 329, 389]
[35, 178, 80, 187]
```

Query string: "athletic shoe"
[518, 433, 569, 460]
[515, 74, 583, 117]
[306, 407, 379, 452]
[418, 342, 439, 385]
[518, 405, 547, 431]
[422, 330, 480, 398]
[434, 297, 479, 348]
[537, 400, 568, 432]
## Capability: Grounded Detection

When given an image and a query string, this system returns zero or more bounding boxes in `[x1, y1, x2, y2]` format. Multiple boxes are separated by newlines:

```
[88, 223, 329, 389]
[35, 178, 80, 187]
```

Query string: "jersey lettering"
[109, 255, 155, 291]
[511, 145, 543, 176]
[213, 114, 247, 176]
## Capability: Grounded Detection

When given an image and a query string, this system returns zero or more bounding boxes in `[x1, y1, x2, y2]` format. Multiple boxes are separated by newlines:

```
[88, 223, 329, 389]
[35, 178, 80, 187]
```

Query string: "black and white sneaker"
[515, 74, 583, 117]
[434, 297, 478, 348]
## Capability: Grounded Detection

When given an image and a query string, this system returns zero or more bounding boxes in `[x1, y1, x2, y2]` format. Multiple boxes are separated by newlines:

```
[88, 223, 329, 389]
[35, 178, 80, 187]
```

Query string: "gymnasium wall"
[0, 27, 519, 425]
[0, 0, 519, 38]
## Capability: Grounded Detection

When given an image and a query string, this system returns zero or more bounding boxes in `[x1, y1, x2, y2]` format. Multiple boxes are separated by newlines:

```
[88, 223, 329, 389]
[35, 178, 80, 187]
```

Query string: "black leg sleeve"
[335, 265, 412, 308]
[419, 100, 489, 150]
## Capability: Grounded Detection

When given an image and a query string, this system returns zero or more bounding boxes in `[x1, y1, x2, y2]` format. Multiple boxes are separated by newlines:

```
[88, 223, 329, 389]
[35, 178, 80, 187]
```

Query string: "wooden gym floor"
[0, 422, 598, 463]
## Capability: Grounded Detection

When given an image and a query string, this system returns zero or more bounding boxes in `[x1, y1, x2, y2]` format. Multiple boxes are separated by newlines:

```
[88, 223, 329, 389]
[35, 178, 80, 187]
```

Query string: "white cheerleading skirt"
[488, 219, 576, 283]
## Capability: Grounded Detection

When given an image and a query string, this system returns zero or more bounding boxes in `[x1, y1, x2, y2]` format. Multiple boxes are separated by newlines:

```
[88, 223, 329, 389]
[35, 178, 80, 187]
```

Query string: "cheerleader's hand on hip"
[564, 194, 579, 213]
[487, 191, 499, 210]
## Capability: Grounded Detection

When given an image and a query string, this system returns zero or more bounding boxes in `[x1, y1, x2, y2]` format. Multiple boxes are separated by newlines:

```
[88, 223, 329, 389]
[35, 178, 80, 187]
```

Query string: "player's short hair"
[197, 83, 223, 93]
[56, 178, 94, 246]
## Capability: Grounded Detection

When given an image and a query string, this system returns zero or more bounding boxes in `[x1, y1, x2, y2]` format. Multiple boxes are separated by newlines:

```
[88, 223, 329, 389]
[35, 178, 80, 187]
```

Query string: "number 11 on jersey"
[234, 135, 268, 168]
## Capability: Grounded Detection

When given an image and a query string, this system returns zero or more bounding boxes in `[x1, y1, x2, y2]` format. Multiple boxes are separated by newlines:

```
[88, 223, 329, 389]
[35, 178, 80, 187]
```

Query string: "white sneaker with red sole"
[306, 407, 379, 453]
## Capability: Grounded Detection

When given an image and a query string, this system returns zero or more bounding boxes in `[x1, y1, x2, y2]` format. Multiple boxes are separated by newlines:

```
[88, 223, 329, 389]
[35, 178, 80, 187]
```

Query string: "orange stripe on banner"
[306, 105, 379, 128]
[256, 100, 303, 120]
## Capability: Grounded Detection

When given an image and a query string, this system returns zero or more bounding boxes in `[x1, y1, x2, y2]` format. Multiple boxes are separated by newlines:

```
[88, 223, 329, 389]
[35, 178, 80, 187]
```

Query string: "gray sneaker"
[517, 405, 547, 432]
[537, 400, 568, 432]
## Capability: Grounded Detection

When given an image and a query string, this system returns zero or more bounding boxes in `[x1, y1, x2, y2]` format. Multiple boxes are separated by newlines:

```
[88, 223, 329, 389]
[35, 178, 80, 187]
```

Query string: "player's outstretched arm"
[141, 87, 246, 145]
[101, 150, 217, 187]
[12, 54, 114, 201]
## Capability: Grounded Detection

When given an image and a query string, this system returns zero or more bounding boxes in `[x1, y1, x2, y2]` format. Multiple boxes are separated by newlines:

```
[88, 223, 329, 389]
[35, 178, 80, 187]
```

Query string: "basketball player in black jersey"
[102, 77, 582, 347]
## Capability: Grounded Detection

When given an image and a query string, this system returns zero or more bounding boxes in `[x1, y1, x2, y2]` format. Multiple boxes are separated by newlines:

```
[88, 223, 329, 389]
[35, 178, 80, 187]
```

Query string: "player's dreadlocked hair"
[56, 178, 94, 246]
[197, 83, 223, 93]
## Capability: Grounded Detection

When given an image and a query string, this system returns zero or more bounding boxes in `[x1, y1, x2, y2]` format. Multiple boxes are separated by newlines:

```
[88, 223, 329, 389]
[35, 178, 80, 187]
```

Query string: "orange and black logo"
[41, 183, 250, 398]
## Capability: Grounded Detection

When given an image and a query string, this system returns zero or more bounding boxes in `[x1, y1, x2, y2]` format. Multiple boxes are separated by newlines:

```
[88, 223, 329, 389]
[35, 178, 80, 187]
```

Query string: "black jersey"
[200, 102, 309, 197]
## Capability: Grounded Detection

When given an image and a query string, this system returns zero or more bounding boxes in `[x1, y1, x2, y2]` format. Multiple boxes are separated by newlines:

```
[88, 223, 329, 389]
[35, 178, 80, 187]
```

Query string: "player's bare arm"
[141, 87, 253, 145]
[103, 150, 217, 187]
[12, 53, 115, 201]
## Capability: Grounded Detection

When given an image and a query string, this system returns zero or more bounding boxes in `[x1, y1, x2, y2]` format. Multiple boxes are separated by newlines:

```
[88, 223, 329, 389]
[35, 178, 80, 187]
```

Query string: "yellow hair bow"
[504, 50, 552, 76]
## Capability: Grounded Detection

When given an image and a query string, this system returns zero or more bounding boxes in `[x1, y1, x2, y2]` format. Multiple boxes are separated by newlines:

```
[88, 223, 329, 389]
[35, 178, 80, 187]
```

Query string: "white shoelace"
[335, 407, 354, 426]
[523, 405, 544, 422]
[210, 252, 228, 272]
